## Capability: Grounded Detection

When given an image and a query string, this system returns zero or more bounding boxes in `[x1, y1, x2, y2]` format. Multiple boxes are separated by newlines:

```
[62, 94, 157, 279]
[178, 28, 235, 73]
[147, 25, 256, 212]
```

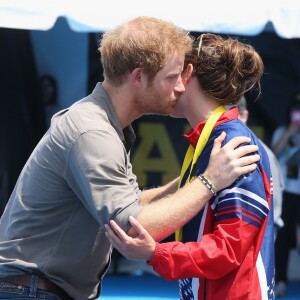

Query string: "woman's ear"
[182, 63, 194, 83]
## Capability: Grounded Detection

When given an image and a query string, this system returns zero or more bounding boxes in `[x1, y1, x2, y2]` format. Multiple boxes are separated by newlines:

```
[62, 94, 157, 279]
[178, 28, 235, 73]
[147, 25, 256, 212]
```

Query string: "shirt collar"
[92, 83, 136, 152]
[183, 107, 238, 148]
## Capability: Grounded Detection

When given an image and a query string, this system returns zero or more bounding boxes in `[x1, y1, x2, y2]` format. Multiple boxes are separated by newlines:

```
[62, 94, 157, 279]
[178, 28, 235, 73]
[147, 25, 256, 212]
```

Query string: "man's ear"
[131, 68, 143, 86]
[182, 63, 194, 83]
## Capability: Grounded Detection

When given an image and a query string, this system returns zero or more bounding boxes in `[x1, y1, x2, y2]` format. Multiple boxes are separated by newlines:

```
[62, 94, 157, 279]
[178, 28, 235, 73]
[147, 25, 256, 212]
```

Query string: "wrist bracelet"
[197, 174, 216, 196]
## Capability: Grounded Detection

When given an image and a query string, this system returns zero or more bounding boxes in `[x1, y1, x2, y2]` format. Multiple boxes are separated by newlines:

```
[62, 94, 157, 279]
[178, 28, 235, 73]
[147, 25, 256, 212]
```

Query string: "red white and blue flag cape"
[148, 107, 275, 300]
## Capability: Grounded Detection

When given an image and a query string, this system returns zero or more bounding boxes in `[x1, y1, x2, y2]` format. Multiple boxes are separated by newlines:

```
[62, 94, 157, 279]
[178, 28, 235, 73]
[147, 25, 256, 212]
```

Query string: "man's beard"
[137, 87, 179, 116]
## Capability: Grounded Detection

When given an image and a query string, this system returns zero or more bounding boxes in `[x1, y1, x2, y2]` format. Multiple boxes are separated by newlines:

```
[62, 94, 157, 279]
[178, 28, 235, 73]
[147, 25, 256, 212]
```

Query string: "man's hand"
[105, 216, 156, 261]
[204, 132, 260, 192]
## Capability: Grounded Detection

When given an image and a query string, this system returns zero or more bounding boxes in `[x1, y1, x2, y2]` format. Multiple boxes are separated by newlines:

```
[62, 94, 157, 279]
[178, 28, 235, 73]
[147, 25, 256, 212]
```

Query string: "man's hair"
[98, 16, 193, 86]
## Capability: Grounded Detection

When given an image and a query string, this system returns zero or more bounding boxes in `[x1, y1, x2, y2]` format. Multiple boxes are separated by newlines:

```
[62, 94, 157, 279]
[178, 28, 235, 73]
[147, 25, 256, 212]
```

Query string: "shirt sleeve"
[148, 166, 270, 280]
[65, 129, 142, 230]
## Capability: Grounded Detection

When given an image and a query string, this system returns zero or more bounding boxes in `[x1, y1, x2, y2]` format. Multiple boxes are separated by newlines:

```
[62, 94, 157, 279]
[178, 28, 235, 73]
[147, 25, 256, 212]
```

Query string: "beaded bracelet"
[197, 174, 217, 196]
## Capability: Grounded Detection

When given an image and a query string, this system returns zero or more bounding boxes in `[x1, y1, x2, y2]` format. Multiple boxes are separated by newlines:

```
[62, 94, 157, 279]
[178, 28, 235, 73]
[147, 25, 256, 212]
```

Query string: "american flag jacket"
[148, 108, 275, 300]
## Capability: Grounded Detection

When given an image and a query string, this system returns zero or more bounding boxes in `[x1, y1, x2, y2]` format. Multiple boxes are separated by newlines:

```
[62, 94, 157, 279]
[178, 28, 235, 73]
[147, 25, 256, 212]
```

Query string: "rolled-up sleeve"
[65, 129, 142, 231]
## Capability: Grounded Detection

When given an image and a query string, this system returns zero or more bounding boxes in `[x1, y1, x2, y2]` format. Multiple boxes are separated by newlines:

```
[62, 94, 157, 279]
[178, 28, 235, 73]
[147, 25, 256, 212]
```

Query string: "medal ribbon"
[175, 105, 226, 241]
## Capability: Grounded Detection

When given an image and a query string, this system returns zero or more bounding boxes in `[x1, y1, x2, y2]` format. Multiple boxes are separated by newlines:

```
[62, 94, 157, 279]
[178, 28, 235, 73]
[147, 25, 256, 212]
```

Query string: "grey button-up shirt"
[0, 83, 142, 299]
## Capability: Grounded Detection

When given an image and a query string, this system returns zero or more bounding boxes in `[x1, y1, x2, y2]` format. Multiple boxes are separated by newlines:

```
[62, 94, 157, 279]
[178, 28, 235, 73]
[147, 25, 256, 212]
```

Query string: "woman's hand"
[105, 216, 156, 261]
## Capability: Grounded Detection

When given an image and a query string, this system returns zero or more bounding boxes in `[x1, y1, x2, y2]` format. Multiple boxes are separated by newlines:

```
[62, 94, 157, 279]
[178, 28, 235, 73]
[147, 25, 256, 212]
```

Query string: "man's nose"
[174, 79, 185, 93]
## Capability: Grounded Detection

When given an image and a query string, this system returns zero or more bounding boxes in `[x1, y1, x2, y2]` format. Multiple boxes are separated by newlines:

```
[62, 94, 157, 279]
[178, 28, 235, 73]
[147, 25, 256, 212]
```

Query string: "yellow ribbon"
[175, 105, 226, 241]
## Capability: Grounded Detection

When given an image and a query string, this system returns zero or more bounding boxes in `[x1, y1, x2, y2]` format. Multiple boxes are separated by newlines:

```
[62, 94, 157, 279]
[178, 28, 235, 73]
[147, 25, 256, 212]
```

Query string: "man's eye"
[169, 74, 179, 80]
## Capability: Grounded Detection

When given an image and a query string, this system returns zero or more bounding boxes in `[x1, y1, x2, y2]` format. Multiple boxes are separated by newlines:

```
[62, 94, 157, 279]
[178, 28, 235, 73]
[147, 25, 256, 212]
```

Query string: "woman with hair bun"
[105, 33, 275, 300]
